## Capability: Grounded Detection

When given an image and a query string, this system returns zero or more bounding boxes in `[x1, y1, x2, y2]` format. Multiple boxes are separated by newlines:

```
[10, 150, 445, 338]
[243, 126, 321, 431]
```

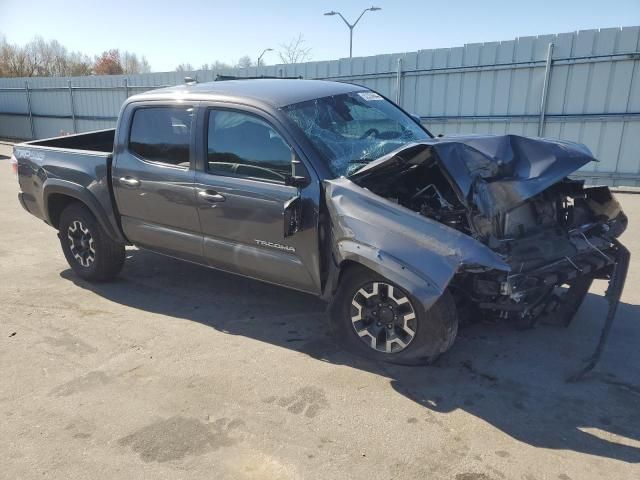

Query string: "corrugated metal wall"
[1, 27, 639, 185]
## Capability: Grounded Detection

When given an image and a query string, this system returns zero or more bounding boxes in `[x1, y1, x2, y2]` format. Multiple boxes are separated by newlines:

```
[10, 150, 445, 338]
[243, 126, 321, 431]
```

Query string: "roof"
[128, 79, 367, 108]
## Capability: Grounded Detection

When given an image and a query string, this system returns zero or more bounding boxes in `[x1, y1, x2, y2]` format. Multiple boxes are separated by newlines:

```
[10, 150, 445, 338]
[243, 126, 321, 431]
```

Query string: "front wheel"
[329, 266, 458, 365]
[58, 203, 125, 282]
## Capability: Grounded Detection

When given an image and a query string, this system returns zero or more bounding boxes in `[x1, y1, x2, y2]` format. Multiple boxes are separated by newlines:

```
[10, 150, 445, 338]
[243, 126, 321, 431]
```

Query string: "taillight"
[10, 156, 18, 176]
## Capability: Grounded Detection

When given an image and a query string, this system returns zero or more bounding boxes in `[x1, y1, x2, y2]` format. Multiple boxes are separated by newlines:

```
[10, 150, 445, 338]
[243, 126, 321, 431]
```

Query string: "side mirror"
[284, 174, 310, 188]
[411, 114, 422, 125]
[285, 152, 310, 188]
[283, 195, 302, 237]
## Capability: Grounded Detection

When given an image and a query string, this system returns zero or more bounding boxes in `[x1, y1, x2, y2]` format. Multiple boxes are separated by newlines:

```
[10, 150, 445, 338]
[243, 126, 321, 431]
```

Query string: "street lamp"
[324, 7, 381, 58]
[257, 48, 273, 67]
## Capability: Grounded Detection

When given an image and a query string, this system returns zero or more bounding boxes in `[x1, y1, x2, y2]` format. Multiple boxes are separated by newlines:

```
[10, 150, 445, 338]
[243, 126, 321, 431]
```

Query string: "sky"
[1, 0, 638, 72]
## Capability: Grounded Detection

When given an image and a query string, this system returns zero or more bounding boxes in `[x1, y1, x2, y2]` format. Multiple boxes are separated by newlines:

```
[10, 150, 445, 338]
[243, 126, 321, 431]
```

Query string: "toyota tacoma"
[12, 79, 629, 377]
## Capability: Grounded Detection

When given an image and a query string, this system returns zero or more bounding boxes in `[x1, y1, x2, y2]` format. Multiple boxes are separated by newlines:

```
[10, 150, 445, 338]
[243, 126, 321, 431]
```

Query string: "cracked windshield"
[283, 91, 430, 177]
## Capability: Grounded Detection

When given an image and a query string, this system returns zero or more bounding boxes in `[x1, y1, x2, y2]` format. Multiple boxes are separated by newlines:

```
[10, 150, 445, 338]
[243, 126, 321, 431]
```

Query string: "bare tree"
[0, 36, 39, 77]
[278, 34, 312, 64]
[44, 40, 70, 76]
[200, 60, 232, 71]
[122, 51, 151, 74]
[214, 60, 232, 69]
[30, 37, 65, 76]
[236, 55, 253, 68]
[67, 51, 93, 76]
[0, 36, 152, 77]
[175, 63, 194, 72]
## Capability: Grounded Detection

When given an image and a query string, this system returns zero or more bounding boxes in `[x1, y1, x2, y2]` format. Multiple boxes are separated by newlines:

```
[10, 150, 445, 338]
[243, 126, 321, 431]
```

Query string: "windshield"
[282, 91, 430, 177]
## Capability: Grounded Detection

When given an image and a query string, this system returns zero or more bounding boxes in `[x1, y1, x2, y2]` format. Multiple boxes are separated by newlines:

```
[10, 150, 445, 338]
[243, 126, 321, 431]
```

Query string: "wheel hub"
[378, 305, 395, 323]
[67, 220, 95, 267]
[350, 282, 417, 354]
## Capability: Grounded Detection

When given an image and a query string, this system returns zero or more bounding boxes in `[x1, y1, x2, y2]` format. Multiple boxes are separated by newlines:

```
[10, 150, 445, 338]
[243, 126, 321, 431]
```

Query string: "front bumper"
[502, 250, 616, 298]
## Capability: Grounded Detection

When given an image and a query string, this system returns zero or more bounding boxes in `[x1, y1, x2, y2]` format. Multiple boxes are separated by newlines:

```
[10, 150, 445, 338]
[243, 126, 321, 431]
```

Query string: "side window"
[207, 110, 292, 183]
[129, 106, 194, 167]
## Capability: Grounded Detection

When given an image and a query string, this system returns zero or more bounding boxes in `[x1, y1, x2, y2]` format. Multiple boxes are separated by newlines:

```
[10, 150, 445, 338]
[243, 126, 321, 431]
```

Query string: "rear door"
[112, 103, 202, 262]
[193, 104, 322, 294]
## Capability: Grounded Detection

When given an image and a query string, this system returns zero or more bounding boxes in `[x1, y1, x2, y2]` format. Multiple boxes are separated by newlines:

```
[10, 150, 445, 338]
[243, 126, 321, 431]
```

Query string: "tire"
[329, 265, 458, 365]
[58, 203, 125, 282]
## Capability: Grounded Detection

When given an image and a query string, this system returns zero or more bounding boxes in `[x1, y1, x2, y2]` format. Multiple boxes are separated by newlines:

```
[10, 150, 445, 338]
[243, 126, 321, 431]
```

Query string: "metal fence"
[1, 27, 639, 186]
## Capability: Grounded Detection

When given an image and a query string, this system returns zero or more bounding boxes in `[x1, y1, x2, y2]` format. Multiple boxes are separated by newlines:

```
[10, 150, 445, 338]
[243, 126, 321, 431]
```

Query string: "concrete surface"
[1, 142, 639, 480]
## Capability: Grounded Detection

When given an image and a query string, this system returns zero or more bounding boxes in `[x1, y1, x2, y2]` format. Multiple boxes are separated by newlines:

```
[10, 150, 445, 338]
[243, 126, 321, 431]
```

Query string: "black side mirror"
[283, 195, 302, 237]
[285, 152, 310, 188]
[284, 174, 310, 188]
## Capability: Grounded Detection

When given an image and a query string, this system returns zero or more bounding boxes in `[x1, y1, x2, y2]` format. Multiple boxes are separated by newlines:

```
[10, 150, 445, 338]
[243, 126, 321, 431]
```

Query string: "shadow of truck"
[61, 247, 640, 464]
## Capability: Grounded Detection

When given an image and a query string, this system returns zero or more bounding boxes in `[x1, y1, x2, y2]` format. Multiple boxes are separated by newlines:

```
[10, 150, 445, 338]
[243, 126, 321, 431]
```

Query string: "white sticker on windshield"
[358, 91, 383, 101]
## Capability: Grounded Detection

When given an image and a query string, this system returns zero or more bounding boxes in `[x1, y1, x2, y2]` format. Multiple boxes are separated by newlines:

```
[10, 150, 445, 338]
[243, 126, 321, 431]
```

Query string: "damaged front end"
[330, 134, 629, 378]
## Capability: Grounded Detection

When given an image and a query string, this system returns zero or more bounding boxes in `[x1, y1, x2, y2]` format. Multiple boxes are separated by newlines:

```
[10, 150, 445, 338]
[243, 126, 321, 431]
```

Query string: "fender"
[324, 239, 446, 310]
[323, 178, 510, 311]
[43, 179, 126, 244]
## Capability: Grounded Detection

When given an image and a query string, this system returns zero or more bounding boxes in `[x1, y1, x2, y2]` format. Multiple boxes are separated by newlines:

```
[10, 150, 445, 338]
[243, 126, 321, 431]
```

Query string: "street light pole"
[324, 7, 381, 58]
[257, 48, 273, 67]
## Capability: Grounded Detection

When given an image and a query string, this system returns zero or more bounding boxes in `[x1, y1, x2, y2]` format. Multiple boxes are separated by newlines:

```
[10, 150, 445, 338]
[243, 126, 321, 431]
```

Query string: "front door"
[194, 106, 320, 294]
[112, 104, 202, 262]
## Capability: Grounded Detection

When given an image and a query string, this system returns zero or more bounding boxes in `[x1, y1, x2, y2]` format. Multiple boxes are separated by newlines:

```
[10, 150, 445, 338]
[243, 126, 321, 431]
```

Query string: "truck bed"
[25, 128, 115, 153]
[14, 128, 124, 244]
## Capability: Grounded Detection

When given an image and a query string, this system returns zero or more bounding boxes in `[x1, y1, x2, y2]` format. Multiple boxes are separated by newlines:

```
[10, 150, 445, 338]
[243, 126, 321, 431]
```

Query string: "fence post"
[68, 80, 77, 133]
[24, 81, 36, 139]
[538, 42, 554, 137]
[124, 78, 130, 99]
[395, 57, 403, 105]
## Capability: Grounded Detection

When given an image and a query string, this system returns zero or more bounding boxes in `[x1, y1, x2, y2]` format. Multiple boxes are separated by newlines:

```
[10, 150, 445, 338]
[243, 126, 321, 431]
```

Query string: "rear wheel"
[329, 266, 458, 365]
[58, 203, 125, 282]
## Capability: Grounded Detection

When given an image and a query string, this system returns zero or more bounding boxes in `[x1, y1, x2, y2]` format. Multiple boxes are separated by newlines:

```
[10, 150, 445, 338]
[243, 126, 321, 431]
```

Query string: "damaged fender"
[324, 177, 510, 310]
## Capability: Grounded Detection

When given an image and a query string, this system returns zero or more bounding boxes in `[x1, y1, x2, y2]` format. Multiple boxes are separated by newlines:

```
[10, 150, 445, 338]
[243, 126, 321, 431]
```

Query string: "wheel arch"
[323, 240, 446, 311]
[47, 193, 84, 229]
[43, 181, 125, 244]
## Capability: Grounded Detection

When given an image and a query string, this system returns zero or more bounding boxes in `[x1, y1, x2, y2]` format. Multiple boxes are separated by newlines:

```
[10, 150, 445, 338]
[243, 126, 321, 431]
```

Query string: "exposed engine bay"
[343, 136, 629, 379]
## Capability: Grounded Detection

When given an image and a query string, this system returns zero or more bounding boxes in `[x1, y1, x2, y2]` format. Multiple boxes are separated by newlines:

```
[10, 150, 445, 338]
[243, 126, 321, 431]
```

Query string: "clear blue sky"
[1, 0, 638, 71]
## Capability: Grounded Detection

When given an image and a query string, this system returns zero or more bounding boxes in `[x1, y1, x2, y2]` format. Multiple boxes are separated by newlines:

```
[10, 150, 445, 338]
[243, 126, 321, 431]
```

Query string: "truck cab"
[111, 82, 329, 295]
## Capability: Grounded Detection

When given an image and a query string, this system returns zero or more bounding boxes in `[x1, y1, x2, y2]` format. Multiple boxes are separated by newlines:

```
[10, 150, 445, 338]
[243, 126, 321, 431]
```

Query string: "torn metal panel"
[567, 240, 630, 382]
[324, 177, 510, 310]
[351, 134, 596, 217]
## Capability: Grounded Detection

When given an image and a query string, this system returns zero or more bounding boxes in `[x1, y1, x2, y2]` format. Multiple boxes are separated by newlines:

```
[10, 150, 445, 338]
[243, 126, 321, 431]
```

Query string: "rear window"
[129, 106, 193, 167]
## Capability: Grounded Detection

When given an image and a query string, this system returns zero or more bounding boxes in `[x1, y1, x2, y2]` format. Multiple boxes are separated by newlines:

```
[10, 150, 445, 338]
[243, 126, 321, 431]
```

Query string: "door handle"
[198, 190, 226, 203]
[119, 176, 140, 187]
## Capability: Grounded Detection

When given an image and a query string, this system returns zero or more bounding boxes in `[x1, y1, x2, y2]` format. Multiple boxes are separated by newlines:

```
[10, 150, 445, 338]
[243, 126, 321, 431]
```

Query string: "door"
[112, 104, 202, 262]
[194, 107, 321, 294]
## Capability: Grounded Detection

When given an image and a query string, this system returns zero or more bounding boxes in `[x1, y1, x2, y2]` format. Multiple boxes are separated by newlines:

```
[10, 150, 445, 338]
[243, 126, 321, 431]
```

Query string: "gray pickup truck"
[13, 78, 629, 374]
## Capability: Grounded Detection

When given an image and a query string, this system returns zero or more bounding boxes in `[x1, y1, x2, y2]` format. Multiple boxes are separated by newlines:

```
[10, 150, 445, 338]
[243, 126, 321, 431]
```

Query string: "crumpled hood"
[350, 134, 595, 216]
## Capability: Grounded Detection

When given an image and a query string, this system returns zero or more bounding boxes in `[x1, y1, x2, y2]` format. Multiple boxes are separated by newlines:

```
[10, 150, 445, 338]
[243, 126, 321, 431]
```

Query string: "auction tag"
[357, 91, 383, 101]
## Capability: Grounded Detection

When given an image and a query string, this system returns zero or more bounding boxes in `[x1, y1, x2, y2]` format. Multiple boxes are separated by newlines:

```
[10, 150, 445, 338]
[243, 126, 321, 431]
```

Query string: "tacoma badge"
[254, 239, 296, 253]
